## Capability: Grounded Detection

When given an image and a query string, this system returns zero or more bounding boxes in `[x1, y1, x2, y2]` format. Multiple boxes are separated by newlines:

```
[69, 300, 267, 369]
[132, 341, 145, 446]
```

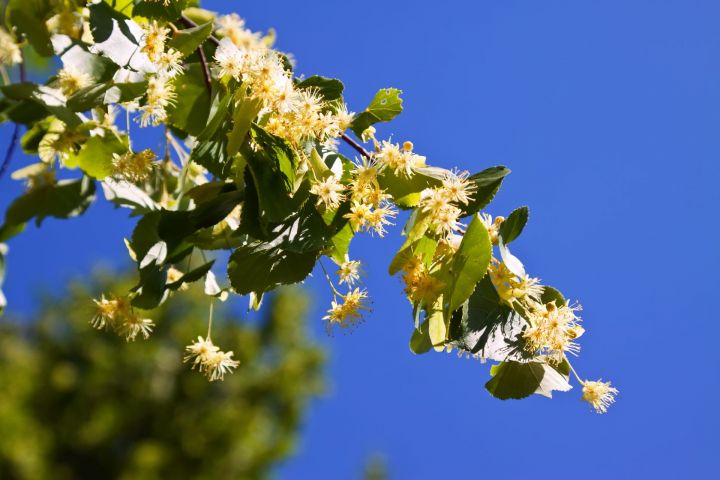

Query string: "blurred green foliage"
[0, 272, 325, 480]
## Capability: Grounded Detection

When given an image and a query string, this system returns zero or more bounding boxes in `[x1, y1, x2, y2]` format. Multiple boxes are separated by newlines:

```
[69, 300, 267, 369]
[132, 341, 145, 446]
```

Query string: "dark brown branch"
[340, 132, 372, 159]
[196, 45, 213, 99]
[0, 62, 27, 180]
[179, 15, 373, 159]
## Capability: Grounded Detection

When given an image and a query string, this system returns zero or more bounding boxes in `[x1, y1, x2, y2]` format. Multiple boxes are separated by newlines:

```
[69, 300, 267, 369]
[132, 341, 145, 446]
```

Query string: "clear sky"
[2, 0, 719, 478]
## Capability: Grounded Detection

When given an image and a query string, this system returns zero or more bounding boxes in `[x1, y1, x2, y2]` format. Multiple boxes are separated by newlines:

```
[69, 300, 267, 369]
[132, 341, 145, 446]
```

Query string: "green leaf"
[0, 83, 82, 128]
[59, 43, 118, 82]
[168, 21, 213, 57]
[485, 361, 572, 400]
[327, 223, 354, 265]
[131, 264, 167, 309]
[227, 95, 261, 157]
[66, 134, 128, 179]
[20, 119, 51, 153]
[132, 0, 188, 21]
[88, 2, 152, 72]
[388, 234, 437, 276]
[2, 177, 96, 228]
[167, 260, 216, 290]
[540, 286, 566, 307]
[378, 166, 444, 209]
[6, 0, 53, 57]
[157, 189, 244, 246]
[448, 275, 527, 361]
[249, 125, 297, 191]
[167, 64, 212, 136]
[499, 206, 528, 244]
[460, 166, 511, 217]
[189, 94, 232, 177]
[296, 76, 344, 103]
[427, 299, 447, 352]
[228, 241, 318, 295]
[130, 212, 162, 263]
[101, 178, 158, 213]
[445, 214, 492, 315]
[350, 88, 403, 136]
[243, 135, 306, 225]
[66, 84, 112, 112]
[409, 319, 432, 354]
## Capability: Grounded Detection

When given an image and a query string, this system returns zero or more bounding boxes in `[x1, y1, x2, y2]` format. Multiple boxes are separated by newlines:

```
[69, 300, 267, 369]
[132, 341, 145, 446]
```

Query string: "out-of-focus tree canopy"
[0, 272, 324, 480]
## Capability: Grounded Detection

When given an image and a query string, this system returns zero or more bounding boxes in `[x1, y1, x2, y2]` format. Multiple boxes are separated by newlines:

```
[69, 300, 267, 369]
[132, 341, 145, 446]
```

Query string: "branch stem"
[0, 62, 26, 180]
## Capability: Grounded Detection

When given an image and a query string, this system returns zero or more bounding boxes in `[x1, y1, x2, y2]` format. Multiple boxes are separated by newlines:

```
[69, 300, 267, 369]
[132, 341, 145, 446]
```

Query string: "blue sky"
[2, 0, 720, 478]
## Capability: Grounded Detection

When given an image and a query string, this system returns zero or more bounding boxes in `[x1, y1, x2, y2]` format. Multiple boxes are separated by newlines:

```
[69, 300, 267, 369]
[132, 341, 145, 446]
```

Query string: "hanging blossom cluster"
[0, 1, 617, 413]
[137, 20, 183, 126]
[184, 335, 240, 382]
[91, 295, 155, 341]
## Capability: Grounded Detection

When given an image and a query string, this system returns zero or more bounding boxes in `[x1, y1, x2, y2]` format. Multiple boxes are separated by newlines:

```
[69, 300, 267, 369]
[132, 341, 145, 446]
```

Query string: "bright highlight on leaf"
[0, 0, 615, 411]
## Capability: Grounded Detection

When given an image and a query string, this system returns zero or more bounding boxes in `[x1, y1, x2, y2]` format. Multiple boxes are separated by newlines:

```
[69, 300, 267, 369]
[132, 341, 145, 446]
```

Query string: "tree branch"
[0, 62, 27, 181]
[196, 45, 213, 99]
[340, 132, 372, 159]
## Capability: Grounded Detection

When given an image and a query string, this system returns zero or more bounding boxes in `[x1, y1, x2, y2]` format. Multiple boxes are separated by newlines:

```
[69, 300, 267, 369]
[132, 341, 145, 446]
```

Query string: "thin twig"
[177, 16, 214, 99]
[196, 45, 213, 99]
[0, 62, 27, 180]
[340, 132, 372, 159]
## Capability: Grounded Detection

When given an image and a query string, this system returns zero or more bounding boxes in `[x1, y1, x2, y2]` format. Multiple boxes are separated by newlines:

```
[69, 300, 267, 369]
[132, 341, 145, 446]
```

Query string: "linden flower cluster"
[138, 21, 183, 126]
[91, 295, 155, 341]
[523, 301, 585, 364]
[479, 213, 505, 245]
[582, 380, 619, 414]
[214, 36, 355, 147]
[322, 288, 370, 334]
[401, 255, 445, 306]
[0, 27, 22, 67]
[56, 66, 93, 96]
[420, 169, 478, 238]
[184, 336, 240, 382]
[46, 1, 84, 40]
[38, 126, 85, 166]
[343, 158, 397, 237]
[111, 149, 157, 183]
[375, 140, 426, 178]
[488, 257, 584, 364]
[337, 259, 361, 286]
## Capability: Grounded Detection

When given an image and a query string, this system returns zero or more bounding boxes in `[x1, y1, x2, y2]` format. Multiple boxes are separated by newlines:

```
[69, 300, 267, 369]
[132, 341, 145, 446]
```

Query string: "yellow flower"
[216, 13, 264, 51]
[345, 202, 372, 231]
[310, 175, 345, 209]
[582, 380, 618, 414]
[184, 336, 240, 381]
[90, 295, 154, 341]
[57, 67, 93, 96]
[118, 314, 154, 342]
[140, 76, 176, 126]
[0, 27, 21, 66]
[337, 259, 361, 285]
[441, 170, 476, 205]
[323, 288, 370, 333]
[112, 149, 157, 183]
[479, 213, 504, 245]
[141, 20, 170, 63]
[214, 40, 245, 80]
[522, 300, 583, 364]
